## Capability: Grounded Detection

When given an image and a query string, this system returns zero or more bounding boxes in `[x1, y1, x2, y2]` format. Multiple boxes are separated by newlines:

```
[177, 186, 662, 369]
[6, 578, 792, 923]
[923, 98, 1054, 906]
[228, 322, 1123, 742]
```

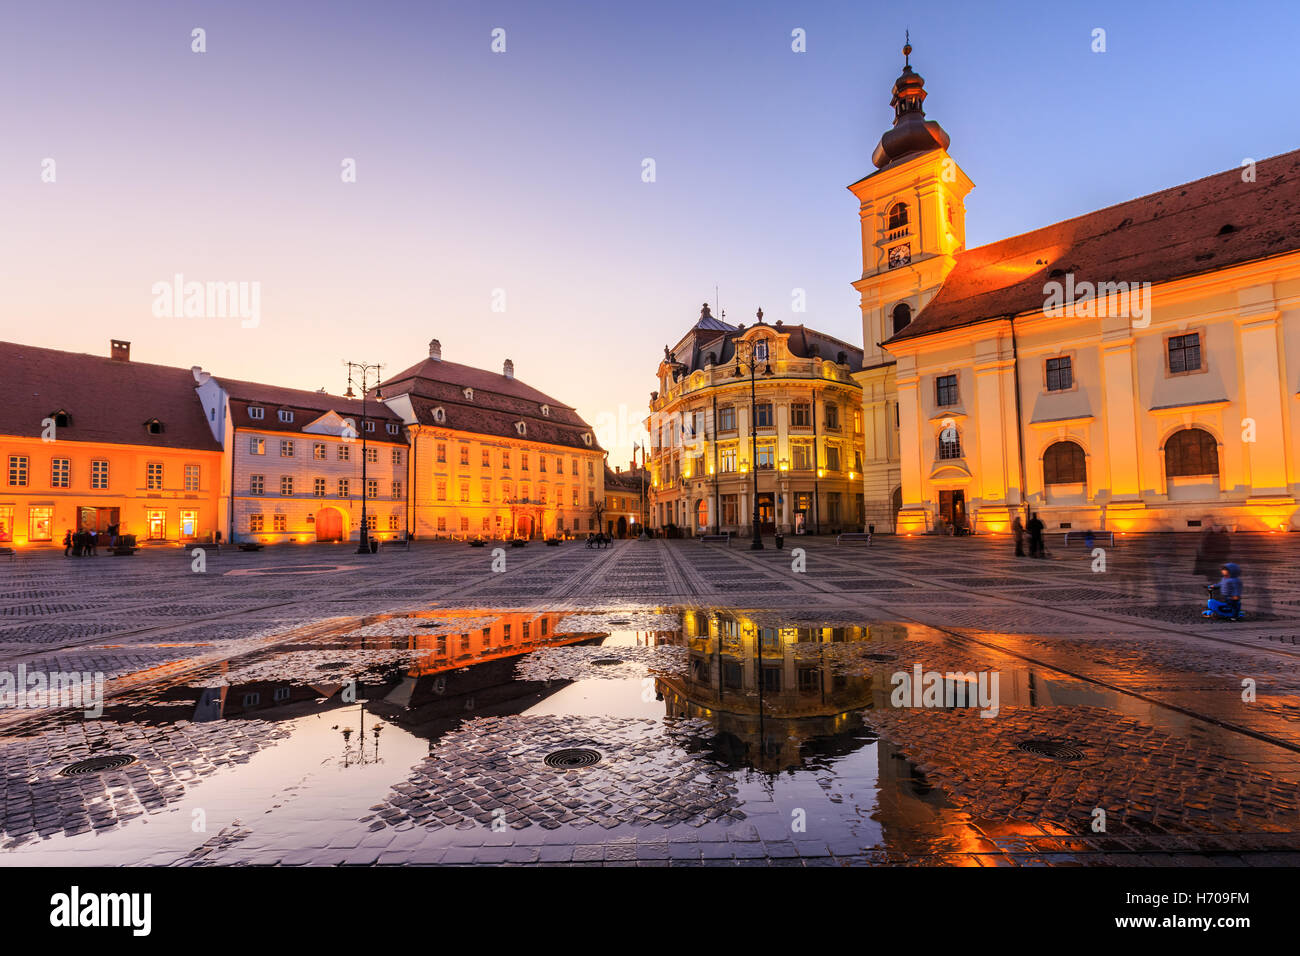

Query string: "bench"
[699, 533, 731, 546]
[1062, 531, 1114, 547]
[836, 532, 873, 546]
[238, 543, 264, 552]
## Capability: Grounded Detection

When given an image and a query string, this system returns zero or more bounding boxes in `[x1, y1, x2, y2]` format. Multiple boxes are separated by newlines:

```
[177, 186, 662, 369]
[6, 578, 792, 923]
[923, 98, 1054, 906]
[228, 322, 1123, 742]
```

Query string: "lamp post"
[637, 441, 649, 540]
[732, 310, 773, 550]
[344, 361, 384, 555]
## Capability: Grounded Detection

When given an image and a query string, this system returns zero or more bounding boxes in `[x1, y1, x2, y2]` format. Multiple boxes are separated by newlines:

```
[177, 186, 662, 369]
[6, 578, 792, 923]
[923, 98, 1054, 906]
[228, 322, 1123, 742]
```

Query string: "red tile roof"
[889, 148, 1300, 342]
[0, 342, 222, 451]
[218, 377, 405, 440]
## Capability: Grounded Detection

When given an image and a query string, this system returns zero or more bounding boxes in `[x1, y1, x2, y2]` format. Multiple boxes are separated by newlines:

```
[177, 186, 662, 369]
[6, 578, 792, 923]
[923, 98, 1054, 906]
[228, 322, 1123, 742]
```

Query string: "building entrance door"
[315, 508, 343, 542]
[938, 490, 966, 533]
[756, 493, 776, 534]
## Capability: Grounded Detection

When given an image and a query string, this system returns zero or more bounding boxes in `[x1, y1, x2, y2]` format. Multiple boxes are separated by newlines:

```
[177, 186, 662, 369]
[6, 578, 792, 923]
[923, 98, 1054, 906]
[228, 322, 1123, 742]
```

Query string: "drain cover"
[591, 658, 623, 666]
[59, 755, 138, 777]
[1017, 739, 1086, 761]
[544, 748, 602, 769]
[607, 619, 632, 626]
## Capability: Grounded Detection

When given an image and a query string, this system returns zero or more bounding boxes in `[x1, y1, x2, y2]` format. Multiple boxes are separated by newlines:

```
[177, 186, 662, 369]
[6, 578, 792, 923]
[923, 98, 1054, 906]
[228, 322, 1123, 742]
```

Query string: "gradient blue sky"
[3, 0, 1297, 463]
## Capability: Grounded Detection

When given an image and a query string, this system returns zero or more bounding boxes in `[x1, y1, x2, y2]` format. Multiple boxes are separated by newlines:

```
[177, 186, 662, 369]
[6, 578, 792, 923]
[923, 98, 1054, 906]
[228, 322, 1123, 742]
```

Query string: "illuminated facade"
[195, 373, 407, 545]
[646, 305, 866, 536]
[0, 341, 223, 547]
[378, 341, 605, 539]
[855, 44, 1300, 532]
[603, 463, 648, 537]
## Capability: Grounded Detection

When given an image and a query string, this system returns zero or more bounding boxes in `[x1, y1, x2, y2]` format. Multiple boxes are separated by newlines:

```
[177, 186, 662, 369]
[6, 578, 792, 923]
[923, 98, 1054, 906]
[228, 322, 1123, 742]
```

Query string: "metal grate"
[59, 754, 138, 777]
[1016, 739, 1086, 761]
[543, 748, 602, 769]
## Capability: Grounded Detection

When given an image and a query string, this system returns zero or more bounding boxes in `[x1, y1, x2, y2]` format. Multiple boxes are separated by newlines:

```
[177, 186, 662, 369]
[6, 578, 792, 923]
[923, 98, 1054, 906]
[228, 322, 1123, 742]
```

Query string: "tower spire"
[870, 38, 951, 169]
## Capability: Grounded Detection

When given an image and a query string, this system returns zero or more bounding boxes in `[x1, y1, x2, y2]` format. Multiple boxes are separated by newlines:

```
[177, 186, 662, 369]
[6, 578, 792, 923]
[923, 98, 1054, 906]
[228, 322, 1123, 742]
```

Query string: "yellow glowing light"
[848, 471, 856, 480]
[817, 469, 825, 478]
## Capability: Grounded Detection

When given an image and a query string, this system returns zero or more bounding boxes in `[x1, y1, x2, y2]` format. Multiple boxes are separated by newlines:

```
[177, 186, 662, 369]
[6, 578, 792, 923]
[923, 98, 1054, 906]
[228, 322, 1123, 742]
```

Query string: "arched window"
[696, 500, 709, 528]
[1043, 441, 1086, 484]
[892, 303, 912, 335]
[937, 428, 962, 460]
[1165, 428, 1219, 478]
[888, 202, 909, 230]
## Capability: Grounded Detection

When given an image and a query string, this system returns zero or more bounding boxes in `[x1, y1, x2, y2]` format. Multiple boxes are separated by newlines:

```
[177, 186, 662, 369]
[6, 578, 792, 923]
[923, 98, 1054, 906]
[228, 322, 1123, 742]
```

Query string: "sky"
[3, 0, 1298, 465]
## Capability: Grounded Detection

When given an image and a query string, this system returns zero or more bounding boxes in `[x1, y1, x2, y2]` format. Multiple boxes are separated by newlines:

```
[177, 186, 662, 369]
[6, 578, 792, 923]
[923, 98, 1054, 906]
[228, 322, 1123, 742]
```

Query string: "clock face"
[888, 243, 912, 268]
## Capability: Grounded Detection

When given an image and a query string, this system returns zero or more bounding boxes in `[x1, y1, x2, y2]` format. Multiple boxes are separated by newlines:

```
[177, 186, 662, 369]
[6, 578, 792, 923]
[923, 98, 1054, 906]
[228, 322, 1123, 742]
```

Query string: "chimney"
[111, 339, 131, 362]
[615, 465, 621, 474]
[191, 366, 212, 386]
[503, 359, 514, 380]
[428, 339, 442, 361]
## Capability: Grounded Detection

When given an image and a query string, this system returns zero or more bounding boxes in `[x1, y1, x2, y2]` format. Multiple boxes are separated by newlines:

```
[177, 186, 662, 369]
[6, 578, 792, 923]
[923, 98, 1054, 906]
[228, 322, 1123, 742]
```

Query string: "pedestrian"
[62, 528, 73, 557]
[1012, 515, 1025, 556]
[1084, 529, 1095, 550]
[89, 530, 98, 556]
[1193, 521, 1230, 584]
[1027, 512, 1045, 558]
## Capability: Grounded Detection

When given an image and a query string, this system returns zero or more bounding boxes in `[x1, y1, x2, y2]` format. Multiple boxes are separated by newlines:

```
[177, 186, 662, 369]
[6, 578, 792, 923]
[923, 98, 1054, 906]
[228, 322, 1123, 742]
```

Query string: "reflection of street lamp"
[344, 361, 384, 555]
[732, 312, 773, 550]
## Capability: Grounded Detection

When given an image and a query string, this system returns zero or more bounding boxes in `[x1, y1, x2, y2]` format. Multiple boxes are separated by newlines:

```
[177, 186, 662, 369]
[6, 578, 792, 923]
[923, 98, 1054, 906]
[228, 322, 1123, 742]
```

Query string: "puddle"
[1, 607, 1295, 865]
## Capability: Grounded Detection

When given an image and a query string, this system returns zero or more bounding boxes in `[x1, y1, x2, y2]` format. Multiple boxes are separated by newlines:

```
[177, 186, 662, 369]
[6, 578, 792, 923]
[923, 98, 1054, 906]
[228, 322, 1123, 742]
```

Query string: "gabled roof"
[0, 341, 221, 451]
[218, 377, 404, 439]
[406, 396, 600, 451]
[889, 148, 1300, 343]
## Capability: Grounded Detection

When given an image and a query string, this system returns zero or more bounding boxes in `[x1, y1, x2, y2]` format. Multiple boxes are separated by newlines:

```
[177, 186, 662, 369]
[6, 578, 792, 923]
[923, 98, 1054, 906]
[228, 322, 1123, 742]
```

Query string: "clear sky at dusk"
[3, 0, 1298, 464]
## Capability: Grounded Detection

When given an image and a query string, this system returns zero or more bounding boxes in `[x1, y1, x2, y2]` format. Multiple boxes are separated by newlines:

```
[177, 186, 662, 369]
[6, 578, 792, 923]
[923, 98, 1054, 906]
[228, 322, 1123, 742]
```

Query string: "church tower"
[849, 40, 973, 531]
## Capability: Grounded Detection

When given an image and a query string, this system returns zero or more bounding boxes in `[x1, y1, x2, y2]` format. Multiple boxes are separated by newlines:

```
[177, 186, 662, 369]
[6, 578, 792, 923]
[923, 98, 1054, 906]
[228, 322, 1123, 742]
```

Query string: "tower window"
[888, 202, 909, 231]
[891, 303, 912, 335]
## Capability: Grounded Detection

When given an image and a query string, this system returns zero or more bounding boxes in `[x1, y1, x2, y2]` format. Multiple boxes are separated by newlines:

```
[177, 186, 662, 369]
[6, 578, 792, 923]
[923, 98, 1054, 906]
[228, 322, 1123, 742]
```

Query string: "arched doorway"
[891, 487, 902, 532]
[516, 515, 534, 539]
[617, 516, 628, 538]
[315, 507, 344, 542]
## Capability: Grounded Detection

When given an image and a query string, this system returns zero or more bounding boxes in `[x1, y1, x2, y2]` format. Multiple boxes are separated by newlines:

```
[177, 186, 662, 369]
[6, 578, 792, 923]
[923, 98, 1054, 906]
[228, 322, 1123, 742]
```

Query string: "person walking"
[1027, 512, 1046, 559]
[62, 528, 73, 557]
[1012, 515, 1025, 556]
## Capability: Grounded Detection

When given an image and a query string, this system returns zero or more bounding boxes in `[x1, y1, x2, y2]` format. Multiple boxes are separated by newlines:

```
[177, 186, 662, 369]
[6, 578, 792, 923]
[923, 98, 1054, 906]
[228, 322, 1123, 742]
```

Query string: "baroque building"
[855, 43, 1300, 533]
[377, 340, 605, 539]
[0, 340, 223, 547]
[646, 305, 865, 536]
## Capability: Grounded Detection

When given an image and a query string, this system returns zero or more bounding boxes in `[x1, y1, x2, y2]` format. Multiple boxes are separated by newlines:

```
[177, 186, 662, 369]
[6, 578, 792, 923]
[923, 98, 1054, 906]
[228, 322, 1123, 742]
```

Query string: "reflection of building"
[377, 341, 605, 539]
[656, 609, 877, 771]
[603, 462, 647, 537]
[647, 305, 866, 536]
[195, 374, 408, 545]
[0, 340, 223, 547]
[855, 43, 1300, 533]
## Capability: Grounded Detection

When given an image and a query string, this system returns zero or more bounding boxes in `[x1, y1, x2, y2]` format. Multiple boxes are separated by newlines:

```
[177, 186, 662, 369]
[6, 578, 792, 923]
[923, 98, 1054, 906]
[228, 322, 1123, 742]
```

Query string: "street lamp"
[344, 360, 384, 555]
[731, 310, 773, 550]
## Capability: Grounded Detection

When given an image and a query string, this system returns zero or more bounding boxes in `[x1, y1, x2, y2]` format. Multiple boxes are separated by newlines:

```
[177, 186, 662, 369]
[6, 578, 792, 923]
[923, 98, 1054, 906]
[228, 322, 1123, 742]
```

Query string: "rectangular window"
[459, 445, 469, 466]
[753, 403, 774, 428]
[0, 505, 13, 542]
[392, 448, 403, 465]
[587, 461, 594, 478]
[482, 517, 490, 531]
[280, 475, 294, 496]
[147, 462, 164, 490]
[273, 514, 287, 532]
[722, 494, 738, 526]
[280, 440, 294, 458]
[1168, 332, 1202, 373]
[826, 493, 841, 524]
[790, 403, 811, 427]
[180, 510, 198, 537]
[184, 464, 200, 491]
[338, 478, 350, 497]
[51, 458, 70, 488]
[366, 478, 378, 499]
[249, 514, 264, 532]
[366, 514, 377, 531]
[314, 478, 327, 496]
[481, 482, 491, 502]
[91, 460, 109, 490]
[460, 482, 470, 502]
[250, 474, 265, 495]
[938, 430, 963, 459]
[437, 443, 447, 463]
[250, 437, 265, 455]
[366, 447, 378, 464]
[147, 509, 166, 539]
[437, 516, 447, 532]
[460, 516, 469, 532]
[1046, 356, 1073, 391]
[437, 480, 447, 501]
[572, 489, 579, 506]
[757, 444, 775, 470]
[337, 444, 350, 461]
[389, 515, 399, 531]
[392, 480, 402, 498]
[502, 451, 511, 469]
[571, 459, 578, 476]
[314, 442, 327, 460]
[718, 406, 736, 430]
[522, 453, 530, 471]
[28, 506, 53, 541]
[824, 404, 840, 429]
[792, 444, 812, 471]
[935, 374, 959, 407]
[825, 445, 841, 472]
[720, 447, 737, 473]
[539, 456, 547, 472]
[481, 448, 490, 467]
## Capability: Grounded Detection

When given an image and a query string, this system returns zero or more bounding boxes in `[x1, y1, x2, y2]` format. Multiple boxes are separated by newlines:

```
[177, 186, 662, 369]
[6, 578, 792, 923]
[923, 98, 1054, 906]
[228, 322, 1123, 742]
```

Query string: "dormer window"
[515, 421, 527, 436]
[50, 410, 71, 428]
[364, 420, 375, 432]
[385, 423, 399, 435]
[248, 406, 265, 420]
[754, 340, 769, 361]
[463, 387, 474, 401]
[581, 432, 593, 447]
[278, 409, 294, 423]
[431, 407, 446, 424]
[145, 418, 164, 435]
[888, 202, 909, 231]
[540, 404, 550, 417]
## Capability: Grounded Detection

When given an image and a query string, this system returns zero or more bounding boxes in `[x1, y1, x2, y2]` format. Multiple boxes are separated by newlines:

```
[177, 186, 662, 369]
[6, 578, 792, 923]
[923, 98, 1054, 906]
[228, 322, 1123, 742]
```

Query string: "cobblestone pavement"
[1, 534, 1299, 866]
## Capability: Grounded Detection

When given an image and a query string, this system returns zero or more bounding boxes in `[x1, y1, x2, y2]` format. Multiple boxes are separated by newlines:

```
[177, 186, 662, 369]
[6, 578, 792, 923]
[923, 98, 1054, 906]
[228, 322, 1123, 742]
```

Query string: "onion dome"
[871, 39, 951, 169]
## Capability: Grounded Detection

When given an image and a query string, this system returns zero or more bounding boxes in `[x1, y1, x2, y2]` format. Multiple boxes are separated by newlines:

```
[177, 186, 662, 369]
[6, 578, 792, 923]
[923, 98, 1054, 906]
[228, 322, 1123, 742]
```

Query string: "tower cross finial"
[903, 30, 911, 66]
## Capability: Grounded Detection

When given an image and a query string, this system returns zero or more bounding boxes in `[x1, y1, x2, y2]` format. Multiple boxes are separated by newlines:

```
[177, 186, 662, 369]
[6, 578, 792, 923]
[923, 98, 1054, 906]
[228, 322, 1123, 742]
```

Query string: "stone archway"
[315, 507, 345, 543]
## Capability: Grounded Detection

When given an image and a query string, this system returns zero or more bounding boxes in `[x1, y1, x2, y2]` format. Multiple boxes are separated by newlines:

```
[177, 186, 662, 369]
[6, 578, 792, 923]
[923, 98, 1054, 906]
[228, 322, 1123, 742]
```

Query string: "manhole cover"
[591, 658, 623, 666]
[607, 619, 632, 626]
[544, 748, 603, 769]
[59, 755, 138, 777]
[1016, 739, 1086, 761]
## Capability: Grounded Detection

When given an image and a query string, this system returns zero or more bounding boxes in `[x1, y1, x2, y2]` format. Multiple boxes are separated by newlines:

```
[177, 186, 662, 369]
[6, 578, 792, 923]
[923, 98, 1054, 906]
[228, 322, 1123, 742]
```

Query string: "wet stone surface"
[515, 644, 690, 681]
